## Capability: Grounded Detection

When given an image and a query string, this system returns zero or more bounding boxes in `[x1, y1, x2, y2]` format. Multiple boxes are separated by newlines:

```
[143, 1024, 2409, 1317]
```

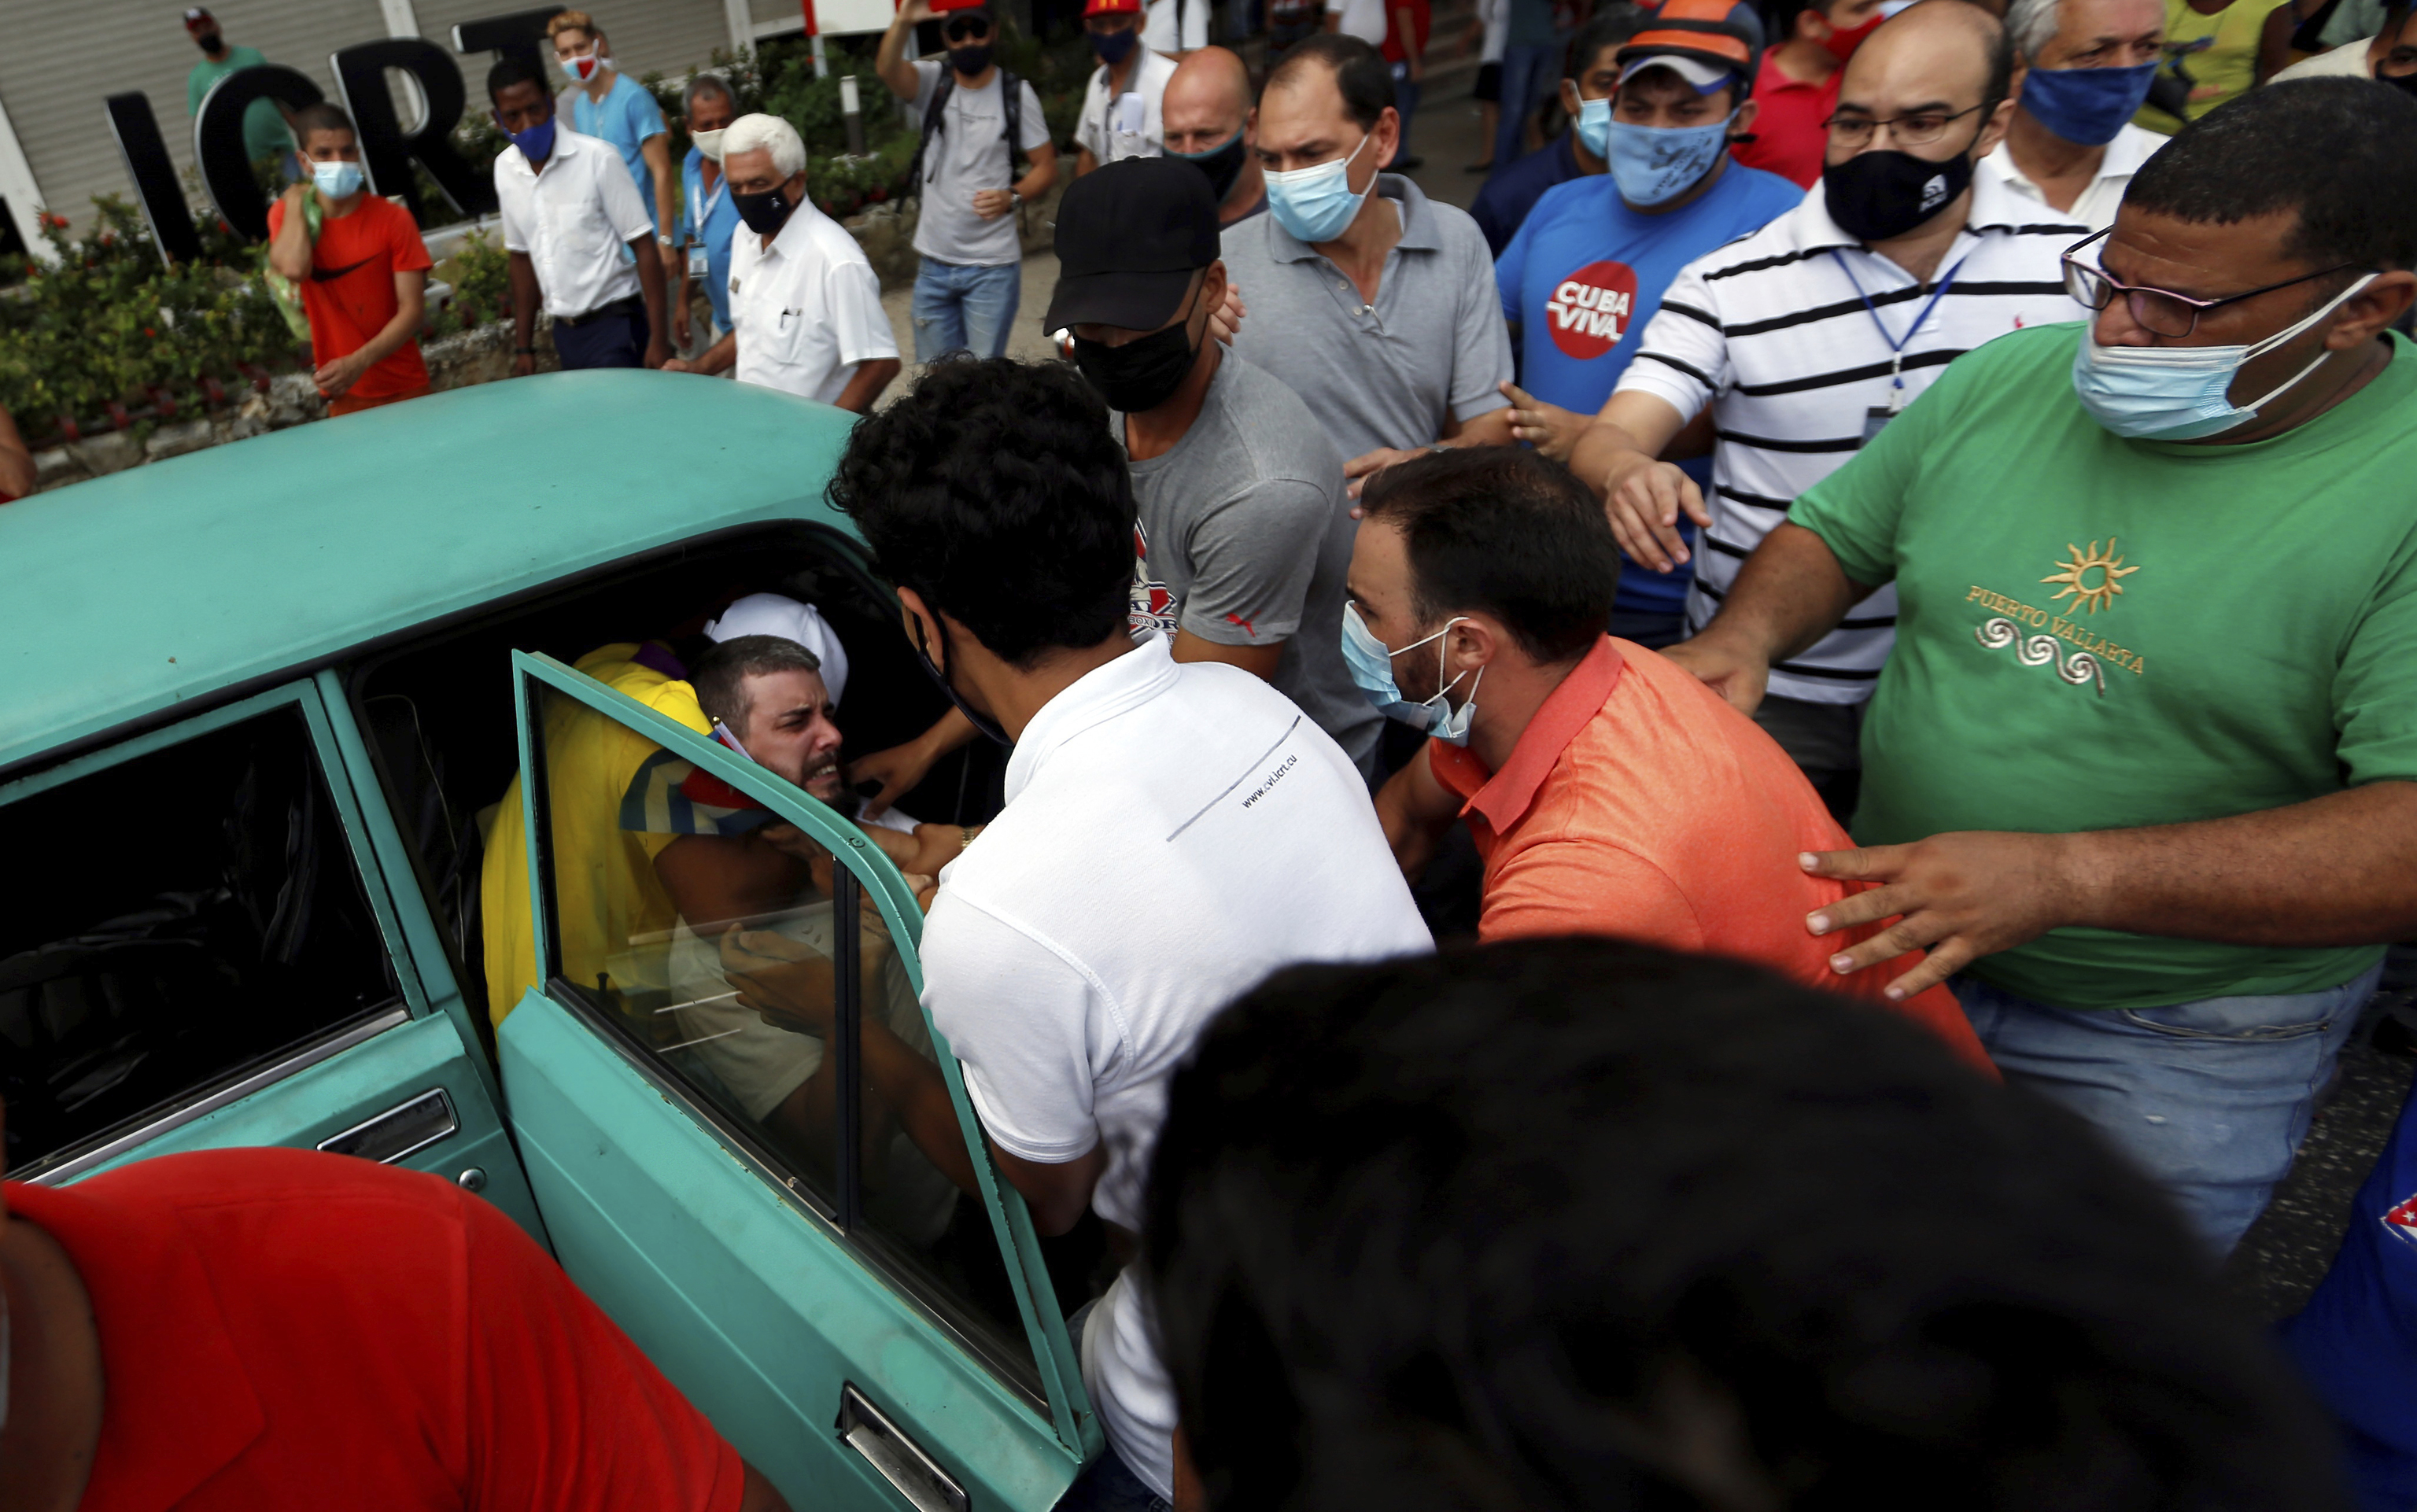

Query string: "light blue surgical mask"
[1341, 603, 1483, 747]
[1574, 96, 1612, 159]
[312, 159, 365, 199]
[2070, 272, 2377, 441]
[1264, 131, 1373, 245]
[1606, 112, 1734, 208]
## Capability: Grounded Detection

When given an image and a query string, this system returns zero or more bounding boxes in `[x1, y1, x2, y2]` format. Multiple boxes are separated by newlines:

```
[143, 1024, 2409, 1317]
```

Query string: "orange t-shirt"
[1430, 636, 1993, 1072]
[268, 192, 434, 400]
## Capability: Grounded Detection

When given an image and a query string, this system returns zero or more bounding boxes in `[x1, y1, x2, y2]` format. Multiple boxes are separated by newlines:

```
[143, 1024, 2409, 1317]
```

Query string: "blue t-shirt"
[1470, 134, 1584, 258]
[1496, 160, 1802, 615]
[569, 72, 668, 229]
[678, 149, 744, 330]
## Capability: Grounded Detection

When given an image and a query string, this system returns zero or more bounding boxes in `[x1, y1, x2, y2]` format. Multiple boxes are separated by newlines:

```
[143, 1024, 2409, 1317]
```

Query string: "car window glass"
[0, 699, 403, 1178]
[521, 677, 1042, 1396]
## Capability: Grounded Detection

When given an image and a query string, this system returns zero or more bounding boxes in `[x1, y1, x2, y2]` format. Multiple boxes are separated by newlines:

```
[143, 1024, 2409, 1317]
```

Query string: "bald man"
[1563, 0, 2085, 813]
[1162, 46, 1267, 223]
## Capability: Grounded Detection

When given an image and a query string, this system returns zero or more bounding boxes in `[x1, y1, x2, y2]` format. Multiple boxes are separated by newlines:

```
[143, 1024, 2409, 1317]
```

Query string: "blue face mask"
[504, 116, 556, 163]
[2070, 272, 2377, 440]
[1090, 25, 1138, 63]
[1606, 112, 1734, 207]
[2019, 61, 2160, 146]
[311, 160, 365, 199]
[1341, 604, 1483, 747]
[1574, 96, 1613, 159]
[1264, 131, 1374, 245]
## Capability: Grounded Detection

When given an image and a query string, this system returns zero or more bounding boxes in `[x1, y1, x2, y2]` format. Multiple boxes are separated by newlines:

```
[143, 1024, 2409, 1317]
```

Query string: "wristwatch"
[1009, 190, 1024, 208]
[655, 232, 675, 249]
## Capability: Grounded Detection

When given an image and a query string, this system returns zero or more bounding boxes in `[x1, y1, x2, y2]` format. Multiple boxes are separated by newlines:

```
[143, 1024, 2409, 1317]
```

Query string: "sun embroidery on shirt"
[2041, 538, 2140, 614]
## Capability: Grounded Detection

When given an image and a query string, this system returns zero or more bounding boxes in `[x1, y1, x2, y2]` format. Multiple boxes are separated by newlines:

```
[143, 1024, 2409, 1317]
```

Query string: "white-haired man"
[1978, 0, 2166, 230]
[664, 115, 900, 411]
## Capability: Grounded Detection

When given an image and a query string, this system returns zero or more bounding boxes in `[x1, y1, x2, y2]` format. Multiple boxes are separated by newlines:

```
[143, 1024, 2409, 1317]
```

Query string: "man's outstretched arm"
[1662, 522, 1871, 716]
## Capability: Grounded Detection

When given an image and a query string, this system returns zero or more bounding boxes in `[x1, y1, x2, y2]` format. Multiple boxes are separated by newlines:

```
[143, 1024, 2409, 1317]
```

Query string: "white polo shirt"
[725, 203, 897, 404]
[1978, 121, 2165, 233]
[493, 126, 652, 319]
[917, 634, 1430, 1501]
[1076, 50, 1179, 164]
[1616, 171, 2087, 705]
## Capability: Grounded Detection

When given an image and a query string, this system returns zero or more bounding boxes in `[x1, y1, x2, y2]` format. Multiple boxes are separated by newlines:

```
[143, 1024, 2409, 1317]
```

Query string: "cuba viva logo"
[1967, 539, 2146, 697]
[1546, 260, 1640, 360]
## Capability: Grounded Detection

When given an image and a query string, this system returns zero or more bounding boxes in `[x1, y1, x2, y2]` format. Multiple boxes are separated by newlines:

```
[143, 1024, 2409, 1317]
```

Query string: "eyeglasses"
[1820, 101, 1983, 149]
[943, 15, 991, 39]
[2059, 227, 2363, 338]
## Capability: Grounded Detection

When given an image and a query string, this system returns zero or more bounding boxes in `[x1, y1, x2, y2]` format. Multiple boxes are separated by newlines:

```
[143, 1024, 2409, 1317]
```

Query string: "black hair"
[1567, 4, 1653, 79]
[1264, 34, 1397, 128]
[487, 54, 550, 106]
[690, 634, 821, 736]
[1356, 448, 1616, 665]
[2127, 76, 2417, 273]
[1145, 938, 2352, 1512]
[827, 357, 1135, 669]
[291, 101, 357, 143]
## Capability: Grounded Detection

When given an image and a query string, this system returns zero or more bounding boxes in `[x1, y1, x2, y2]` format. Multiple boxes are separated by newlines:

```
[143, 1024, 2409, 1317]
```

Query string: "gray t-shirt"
[1222, 174, 1515, 468]
[910, 60, 1051, 267]
[1121, 353, 1381, 775]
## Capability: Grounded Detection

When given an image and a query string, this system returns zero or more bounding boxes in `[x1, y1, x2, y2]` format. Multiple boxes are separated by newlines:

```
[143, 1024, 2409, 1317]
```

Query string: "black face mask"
[1091, 26, 1138, 64]
[2382, 67, 2417, 98]
[910, 614, 1013, 747]
[195, 30, 222, 50]
[949, 42, 994, 76]
[1173, 131, 1249, 203]
[1821, 146, 1974, 244]
[732, 183, 798, 236]
[1072, 297, 1200, 414]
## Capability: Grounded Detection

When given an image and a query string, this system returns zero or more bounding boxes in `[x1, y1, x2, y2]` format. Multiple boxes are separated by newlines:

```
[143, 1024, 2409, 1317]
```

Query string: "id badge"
[686, 243, 709, 278]
[1861, 405, 1895, 445]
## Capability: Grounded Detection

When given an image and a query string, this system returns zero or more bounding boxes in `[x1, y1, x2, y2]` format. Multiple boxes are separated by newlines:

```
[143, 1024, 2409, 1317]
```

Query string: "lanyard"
[692, 166, 725, 237]
[1830, 249, 1969, 413]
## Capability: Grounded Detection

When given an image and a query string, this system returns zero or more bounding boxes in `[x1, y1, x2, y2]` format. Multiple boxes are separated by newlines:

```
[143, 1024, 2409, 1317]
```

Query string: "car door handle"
[316, 1088, 459, 1164]
[836, 1383, 969, 1512]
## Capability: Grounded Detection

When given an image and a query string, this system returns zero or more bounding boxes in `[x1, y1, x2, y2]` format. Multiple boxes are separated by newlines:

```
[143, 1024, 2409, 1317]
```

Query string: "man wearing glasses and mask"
[1565, 0, 2085, 818]
[1654, 76, 2417, 1257]
[876, 0, 1058, 360]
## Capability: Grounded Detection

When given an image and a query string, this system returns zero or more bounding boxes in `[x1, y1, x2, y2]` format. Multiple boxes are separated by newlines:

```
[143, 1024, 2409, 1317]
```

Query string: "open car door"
[496, 650, 1098, 1512]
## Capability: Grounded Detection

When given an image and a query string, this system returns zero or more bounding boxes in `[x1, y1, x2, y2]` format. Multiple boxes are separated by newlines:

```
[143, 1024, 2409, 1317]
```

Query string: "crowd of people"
[13, 0, 2417, 1507]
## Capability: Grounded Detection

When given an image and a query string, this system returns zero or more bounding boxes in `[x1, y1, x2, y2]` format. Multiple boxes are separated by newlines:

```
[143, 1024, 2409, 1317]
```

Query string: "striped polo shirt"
[1614, 172, 2087, 704]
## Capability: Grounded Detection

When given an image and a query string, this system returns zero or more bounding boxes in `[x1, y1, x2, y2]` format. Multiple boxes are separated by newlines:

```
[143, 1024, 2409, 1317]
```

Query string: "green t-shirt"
[188, 45, 293, 165]
[1791, 322, 2417, 1011]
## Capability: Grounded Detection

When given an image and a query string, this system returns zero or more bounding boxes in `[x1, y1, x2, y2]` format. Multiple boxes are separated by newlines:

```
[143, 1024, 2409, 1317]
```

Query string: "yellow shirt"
[2137, 0, 2292, 133]
[481, 644, 713, 1027]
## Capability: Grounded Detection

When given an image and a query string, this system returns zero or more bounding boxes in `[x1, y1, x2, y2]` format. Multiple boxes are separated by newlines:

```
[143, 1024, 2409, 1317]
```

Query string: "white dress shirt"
[1977, 122, 2165, 234]
[493, 126, 653, 319]
[726, 203, 898, 404]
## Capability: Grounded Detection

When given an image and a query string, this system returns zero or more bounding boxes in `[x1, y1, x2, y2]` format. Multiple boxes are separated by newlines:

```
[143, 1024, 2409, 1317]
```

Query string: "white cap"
[1616, 53, 1739, 94]
[703, 593, 851, 706]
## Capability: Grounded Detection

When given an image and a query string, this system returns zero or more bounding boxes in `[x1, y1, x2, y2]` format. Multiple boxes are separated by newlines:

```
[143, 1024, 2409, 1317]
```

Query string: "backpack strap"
[1000, 68, 1028, 180]
[909, 68, 957, 196]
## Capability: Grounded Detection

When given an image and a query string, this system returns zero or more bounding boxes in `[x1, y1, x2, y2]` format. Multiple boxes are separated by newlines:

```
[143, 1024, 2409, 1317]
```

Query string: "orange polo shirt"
[1430, 636, 1992, 1071]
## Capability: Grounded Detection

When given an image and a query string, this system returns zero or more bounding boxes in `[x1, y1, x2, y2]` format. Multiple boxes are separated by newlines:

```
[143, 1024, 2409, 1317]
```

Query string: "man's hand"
[644, 333, 670, 370]
[672, 301, 692, 348]
[313, 349, 372, 398]
[1801, 832, 2082, 1002]
[511, 352, 537, 378]
[1501, 379, 1587, 462]
[722, 929, 838, 1038]
[1603, 452, 1711, 573]
[661, 356, 699, 374]
[904, 822, 972, 877]
[971, 187, 1015, 219]
[1208, 282, 1247, 345]
[850, 741, 939, 818]
[1344, 446, 1430, 499]
[1659, 634, 1769, 715]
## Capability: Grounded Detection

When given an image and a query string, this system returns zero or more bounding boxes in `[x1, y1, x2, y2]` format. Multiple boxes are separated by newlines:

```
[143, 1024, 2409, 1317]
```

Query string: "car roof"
[0, 371, 862, 776]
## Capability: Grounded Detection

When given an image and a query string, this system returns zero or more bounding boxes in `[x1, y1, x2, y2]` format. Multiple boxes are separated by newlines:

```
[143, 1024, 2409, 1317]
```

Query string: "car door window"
[516, 668, 1058, 1403]
[0, 691, 404, 1179]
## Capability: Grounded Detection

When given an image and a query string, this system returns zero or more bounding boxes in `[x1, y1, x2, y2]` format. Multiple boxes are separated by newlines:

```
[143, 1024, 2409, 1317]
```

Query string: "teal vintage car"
[0, 373, 1099, 1512]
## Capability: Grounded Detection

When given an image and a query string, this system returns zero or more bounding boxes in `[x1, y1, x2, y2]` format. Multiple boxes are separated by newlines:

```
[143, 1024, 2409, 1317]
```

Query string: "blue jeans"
[913, 257, 1021, 362]
[1954, 962, 2382, 1254]
[1390, 62, 1422, 160]
[1494, 42, 1560, 170]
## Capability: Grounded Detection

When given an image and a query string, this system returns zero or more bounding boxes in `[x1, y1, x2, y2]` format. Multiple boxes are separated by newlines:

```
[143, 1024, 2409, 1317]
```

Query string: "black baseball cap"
[1043, 157, 1220, 334]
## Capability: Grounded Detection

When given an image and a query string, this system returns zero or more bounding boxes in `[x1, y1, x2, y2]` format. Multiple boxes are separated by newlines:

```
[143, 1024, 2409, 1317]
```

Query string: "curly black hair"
[826, 357, 1135, 669]
[1146, 939, 2349, 1512]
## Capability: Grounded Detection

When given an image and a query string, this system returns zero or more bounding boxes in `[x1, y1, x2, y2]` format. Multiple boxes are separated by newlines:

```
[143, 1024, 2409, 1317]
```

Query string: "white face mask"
[692, 127, 726, 161]
[2071, 273, 2378, 441]
[560, 50, 611, 84]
